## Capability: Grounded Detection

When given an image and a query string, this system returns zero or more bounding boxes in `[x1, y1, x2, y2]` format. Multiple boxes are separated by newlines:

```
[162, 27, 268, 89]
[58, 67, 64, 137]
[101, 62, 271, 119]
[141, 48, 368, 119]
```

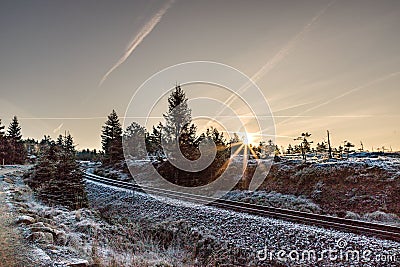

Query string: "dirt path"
[0, 167, 32, 267]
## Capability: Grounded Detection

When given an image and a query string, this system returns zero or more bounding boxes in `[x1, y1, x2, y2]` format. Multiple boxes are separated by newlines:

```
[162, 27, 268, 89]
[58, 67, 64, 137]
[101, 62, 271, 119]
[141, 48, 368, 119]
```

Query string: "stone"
[75, 210, 82, 221]
[60, 259, 89, 267]
[54, 230, 68, 246]
[30, 248, 51, 264]
[15, 215, 36, 225]
[28, 222, 46, 228]
[29, 225, 57, 235]
[3, 177, 14, 184]
[28, 231, 54, 244]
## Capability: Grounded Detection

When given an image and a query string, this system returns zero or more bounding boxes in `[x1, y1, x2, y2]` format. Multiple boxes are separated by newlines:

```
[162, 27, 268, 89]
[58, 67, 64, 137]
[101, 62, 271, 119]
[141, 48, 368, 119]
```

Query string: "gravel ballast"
[86, 180, 400, 267]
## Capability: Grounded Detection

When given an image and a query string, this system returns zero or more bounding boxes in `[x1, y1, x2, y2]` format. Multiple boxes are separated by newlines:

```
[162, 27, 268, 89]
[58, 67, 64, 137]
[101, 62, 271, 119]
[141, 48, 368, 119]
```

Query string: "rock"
[17, 207, 28, 214]
[3, 177, 14, 184]
[30, 247, 51, 264]
[15, 215, 36, 225]
[28, 222, 46, 228]
[30, 225, 57, 235]
[28, 231, 54, 244]
[58, 259, 89, 267]
[29, 222, 58, 236]
[14, 202, 29, 209]
[54, 230, 68, 246]
[75, 210, 82, 221]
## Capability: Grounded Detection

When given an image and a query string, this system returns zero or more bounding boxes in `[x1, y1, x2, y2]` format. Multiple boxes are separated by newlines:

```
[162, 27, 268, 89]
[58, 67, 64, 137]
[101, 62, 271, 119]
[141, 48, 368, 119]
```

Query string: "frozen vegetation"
[0, 167, 196, 266]
[222, 190, 322, 214]
[84, 180, 399, 266]
[1, 158, 400, 266]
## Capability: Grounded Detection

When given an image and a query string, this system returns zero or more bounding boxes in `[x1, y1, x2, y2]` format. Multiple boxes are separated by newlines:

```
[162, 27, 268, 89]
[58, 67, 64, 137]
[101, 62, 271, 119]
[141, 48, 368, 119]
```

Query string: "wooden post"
[327, 130, 332, 159]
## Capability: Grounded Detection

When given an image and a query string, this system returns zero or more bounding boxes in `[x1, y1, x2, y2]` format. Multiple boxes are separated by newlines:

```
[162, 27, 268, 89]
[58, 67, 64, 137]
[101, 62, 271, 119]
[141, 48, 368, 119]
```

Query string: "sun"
[243, 133, 256, 146]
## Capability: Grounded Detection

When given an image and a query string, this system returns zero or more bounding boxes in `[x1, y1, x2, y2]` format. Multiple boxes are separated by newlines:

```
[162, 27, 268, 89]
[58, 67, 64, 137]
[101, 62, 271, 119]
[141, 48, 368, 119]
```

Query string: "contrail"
[273, 101, 315, 113]
[250, 0, 336, 82]
[53, 123, 63, 133]
[99, 0, 175, 86]
[19, 117, 107, 120]
[218, 0, 336, 114]
[276, 71, 400, 126]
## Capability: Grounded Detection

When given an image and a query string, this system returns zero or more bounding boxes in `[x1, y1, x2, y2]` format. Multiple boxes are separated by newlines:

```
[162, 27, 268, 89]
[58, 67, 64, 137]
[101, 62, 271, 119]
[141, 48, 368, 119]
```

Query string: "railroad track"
[83, 172, 400, 242]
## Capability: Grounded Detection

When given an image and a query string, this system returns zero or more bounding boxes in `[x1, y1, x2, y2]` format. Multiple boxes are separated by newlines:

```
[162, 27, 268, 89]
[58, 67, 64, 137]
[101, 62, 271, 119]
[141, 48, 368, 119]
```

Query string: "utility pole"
[327, 130, 332, 159]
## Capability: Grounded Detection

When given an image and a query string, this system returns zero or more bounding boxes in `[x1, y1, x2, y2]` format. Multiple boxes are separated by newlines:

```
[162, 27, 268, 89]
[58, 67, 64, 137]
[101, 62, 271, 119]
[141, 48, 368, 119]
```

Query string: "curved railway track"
[83, 172, 400, 242]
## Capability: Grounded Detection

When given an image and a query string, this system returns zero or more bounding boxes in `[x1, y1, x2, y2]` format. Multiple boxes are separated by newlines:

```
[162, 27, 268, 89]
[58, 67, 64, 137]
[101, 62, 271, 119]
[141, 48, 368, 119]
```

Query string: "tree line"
[100, 85, 231, 186]
[2, 85, 395, 207]
[99, 85, 392, 170]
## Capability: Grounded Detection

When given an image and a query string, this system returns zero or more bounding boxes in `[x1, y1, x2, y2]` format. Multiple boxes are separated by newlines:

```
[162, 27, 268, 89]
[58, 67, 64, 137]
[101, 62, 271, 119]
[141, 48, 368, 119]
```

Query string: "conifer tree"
[7, 116, 25, 164]
[146, 122, 164, 159]
[27, 138, 58, 191]
[163, 85, 192, 144]
[124, 121, 147, 159]
[101, 110, 123, 165]
[26, 134, 88, 209]
[0, 119, 7, 165]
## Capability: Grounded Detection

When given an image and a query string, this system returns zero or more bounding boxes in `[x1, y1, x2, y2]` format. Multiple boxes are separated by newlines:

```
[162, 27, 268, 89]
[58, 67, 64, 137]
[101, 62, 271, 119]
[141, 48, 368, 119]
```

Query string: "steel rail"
[83, 172, 400, 242]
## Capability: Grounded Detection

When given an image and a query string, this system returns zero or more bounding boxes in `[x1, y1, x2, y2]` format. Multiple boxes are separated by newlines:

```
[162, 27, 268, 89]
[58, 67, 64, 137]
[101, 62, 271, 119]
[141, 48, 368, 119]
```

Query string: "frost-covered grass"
[0, 184, 29, 266]
[3, 168, 195, 267]
[85, 180, 400, 267]
[344, 211, 400, 226]
[223, 190, 322, 214]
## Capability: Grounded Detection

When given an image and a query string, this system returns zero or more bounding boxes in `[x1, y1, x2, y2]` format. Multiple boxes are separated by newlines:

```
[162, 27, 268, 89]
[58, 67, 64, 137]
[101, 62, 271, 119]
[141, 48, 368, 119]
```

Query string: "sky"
[0, 0, 399, 151]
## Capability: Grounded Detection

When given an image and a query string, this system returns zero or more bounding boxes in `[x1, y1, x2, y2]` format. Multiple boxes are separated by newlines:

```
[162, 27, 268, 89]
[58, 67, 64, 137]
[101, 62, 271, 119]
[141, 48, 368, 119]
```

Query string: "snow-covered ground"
[86, 180, 400, 267]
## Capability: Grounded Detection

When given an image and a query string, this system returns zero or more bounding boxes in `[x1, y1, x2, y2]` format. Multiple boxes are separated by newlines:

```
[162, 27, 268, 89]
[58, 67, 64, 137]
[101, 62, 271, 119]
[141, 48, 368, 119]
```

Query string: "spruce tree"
[27, 134, 88, 209]
[0, 119, 7, 165]
[7, 116, 25, 164]
[0, 119, 4, 137]
[27, 138, 58, 192]
[124, 121, 147, 159]
[101, 110, 123, 165]
[145, 122, 164, 159]
[163, 85, 192, 144]
[56, 134, 87, 209]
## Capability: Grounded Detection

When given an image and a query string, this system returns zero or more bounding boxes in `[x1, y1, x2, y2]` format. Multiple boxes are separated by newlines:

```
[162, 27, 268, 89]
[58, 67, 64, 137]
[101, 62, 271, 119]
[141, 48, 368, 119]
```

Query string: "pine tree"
[124, 121, 147, 159]
[0, 119, 4, 137]
[7, 116, 25, 164]
[145, 122, 164, 160]
[101, 110, 123, 165]
[286, 144, 294, 154]
[163, 85, 192, 144]
[26, 134, 88, 209]
[56, 134, 87, 209]
[294, 132, 313, 162]
[344, 141, 355, 159]
[0, 119, 7, 165]
[27, 138, 58, 191]
[179, 123, 197, 146]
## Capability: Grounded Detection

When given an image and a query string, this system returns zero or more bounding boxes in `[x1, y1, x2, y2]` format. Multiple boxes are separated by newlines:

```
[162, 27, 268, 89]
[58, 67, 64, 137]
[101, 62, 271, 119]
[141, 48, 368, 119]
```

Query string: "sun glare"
[243, 133, 256, 146]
